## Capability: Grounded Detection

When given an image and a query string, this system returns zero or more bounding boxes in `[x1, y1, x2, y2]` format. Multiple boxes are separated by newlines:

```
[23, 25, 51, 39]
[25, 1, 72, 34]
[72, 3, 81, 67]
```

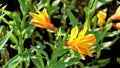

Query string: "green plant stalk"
[21, 14, 27, 30]
[18, 32, 24, 68]
[85, 0, 98, 28]
[62, 0, 67, 29]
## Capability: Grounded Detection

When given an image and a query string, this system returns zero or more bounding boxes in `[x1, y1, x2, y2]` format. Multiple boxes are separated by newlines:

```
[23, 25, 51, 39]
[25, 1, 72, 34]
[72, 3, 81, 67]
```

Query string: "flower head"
[112, 23, 120, 30]
[110, 6, 120, 20]
[97, 11, 107, 26]
[29, 6, 55, 31]
[65, 23, 96, 59]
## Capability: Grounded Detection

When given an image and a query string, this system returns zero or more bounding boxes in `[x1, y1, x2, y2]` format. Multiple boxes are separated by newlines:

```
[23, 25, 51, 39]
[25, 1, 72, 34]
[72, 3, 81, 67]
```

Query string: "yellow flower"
[97, 11, 107, 26]
[65, 23, 96, 59]
[29, 6, 55, 31]
[110, 6, 120, 20]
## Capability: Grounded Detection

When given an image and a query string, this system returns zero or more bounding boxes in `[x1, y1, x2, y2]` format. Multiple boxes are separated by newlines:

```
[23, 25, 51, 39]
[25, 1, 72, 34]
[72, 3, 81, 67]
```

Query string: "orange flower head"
[65, 23, 96, 59]
[29, 6, 55, 31]
[112, 23, 120, 30]
[97, 11, 107, 26]
[110, 6, 120, 20]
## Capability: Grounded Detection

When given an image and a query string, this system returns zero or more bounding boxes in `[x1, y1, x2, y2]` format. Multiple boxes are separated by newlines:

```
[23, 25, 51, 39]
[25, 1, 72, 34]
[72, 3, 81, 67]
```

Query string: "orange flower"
[29, 6, 55, 31]
[110, 6, 120, 20]
[65, 23, 96, 59]
[112, 23, 120, 30]
[97, 11, 107, 26]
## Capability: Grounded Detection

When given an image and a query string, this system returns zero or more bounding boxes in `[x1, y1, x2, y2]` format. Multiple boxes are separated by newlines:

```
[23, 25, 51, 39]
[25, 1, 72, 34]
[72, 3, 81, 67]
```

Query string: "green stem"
[18, 32, 24, 68]
[62, 0, 67, 29]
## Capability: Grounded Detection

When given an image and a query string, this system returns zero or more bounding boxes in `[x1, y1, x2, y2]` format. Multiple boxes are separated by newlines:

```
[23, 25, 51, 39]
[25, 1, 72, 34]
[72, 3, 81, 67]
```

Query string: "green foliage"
[67, 8, 78, 27]
[0, 0, 120, 68]
[0, 29, 13, 51]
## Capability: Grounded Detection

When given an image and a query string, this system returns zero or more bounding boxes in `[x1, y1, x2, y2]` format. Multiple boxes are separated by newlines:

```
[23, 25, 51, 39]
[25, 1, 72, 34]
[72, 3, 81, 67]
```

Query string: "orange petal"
[42, 9, 55, 30]
[112, 23, 120, 30]
[76, 44, 93, 57]
[110, 6, 120, 20]
[30, 19, 47, 28]
[98, 19, 104, 26]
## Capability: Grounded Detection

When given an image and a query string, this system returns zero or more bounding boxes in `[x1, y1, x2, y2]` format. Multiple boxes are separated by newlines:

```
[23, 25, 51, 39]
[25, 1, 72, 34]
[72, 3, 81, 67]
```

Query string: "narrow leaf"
[2, 54, 23, 68]
[56, 36, 62, 48]
[67, 8, 78, 27]
[0, 29, 13, 50]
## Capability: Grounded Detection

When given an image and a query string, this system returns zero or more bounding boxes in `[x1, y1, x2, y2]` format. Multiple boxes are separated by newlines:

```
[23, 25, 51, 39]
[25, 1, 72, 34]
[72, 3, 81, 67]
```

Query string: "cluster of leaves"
[0, 0, 120, 68]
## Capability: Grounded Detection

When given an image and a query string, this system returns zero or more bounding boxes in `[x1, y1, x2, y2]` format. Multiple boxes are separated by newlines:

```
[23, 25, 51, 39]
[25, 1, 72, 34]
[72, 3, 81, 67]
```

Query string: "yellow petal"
[29, 12, 40, 20]
[78, 23, 88, 39]
[42, 9, 49, 19]
[115, 6, 120, 14]
[77, 34, 96, 47]
[98, 19, 104, 26]
[33, 6, 41, 14]
[97, 11, 106, 19]
[69, 26, 78, 41]
[30, 19, 47, 28]
[29, 11, 46, 24]
[33, 6, 46, 23]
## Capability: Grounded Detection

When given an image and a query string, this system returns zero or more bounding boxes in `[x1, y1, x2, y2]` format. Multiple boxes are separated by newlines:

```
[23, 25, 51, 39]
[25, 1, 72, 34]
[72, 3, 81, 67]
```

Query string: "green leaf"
[56, 49, 68, 57]
[0, 14, 5, 19]
[36, 0, 48, 9]
[2, 54, 23, 68]
[18, 0, 31, 15]
[97, 58, 110, 67]
[0, 26, 3, 33]
[31, 46, 49, 61]
[106, 30, 120, 37]
[52, 0, 61, 7]
[0, 10, 21, 28]
[31, 55, 44, 68]
[22, 25, 35, 36]
[0, 29, 13, 51]
[0, 10, 21, 23]
[99, 0, 112, 3]
[10, 33, 18, 45]
[56, 36, 62, 48]
[95, 31, 106, 45]
[22, 50, 31, 68]
[101, 37, 119, 50]
[44, 42, 55, 52]
[0, 17, 9, 25]
[117, 57, 120, 64]
[50, 0, 60, 15]
[56, 62, 65, 68]
[67, 8, 78, 27]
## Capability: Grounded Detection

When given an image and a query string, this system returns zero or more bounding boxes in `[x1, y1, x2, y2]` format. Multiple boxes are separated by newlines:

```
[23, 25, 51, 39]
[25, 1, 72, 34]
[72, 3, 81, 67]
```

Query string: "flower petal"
[77, 45, 93, 57]
[77, 34, 96, 47]
[110, 6, 120, 20]
[42, 9, 51, 24]
[69, 26, 78, 41]
[78, 23, 88, 39]
[97, 11, 106, 19]
[30, 19, 47, 28]
[33, 6, 41, 14]
[29, 12, 41, 21]
[115, 6, 120, 14]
